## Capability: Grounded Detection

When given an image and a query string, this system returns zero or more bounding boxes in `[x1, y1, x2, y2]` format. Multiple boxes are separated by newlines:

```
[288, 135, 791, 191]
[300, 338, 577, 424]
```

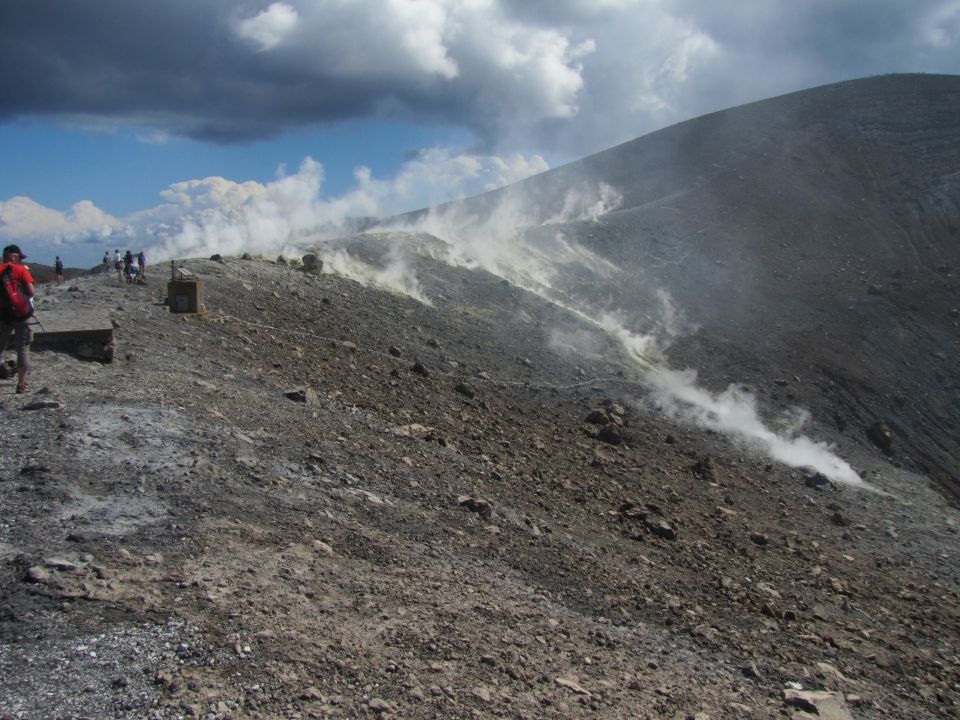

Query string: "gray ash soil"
[1, 257, 958, 719]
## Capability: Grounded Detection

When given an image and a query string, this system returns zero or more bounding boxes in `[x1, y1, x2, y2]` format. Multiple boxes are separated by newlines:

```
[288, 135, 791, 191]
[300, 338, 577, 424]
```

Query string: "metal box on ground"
[167, 266, 205, 314]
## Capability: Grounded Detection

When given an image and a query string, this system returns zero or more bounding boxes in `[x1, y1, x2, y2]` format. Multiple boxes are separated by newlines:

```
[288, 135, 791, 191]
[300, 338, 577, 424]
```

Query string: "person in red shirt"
[0, 244, 36, 393]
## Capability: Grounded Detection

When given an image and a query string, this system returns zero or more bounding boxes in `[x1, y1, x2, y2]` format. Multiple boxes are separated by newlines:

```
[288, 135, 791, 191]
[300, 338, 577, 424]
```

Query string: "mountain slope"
[3, 76, 960, 719]
[1, 259, 958, 719]
[419, 73, 960, 503]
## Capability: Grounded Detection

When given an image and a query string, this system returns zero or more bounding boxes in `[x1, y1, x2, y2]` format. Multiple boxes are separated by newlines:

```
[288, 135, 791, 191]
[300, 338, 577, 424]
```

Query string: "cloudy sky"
[2, 0, 959, 266]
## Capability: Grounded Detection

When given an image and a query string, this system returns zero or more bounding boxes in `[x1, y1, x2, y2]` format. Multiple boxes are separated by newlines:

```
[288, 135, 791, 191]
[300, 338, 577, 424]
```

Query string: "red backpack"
[0, 264, 33, 323]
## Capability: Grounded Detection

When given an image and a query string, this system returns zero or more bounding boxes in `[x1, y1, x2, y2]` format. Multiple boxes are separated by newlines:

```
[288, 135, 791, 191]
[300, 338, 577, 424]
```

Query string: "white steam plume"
[391, 190, 866, 489]
[591, 303, 865, 487]
[382, 182, 623, 299]
[646, 361, 866, 487]
[319, 239, 431, 305]
[128, 151, 544, 300]
[17, 141, 866, 488]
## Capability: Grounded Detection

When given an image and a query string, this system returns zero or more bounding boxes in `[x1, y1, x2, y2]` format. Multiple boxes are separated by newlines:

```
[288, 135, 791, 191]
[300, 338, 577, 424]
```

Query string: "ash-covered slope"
[417, 73, 960, 504]
[1, 259, 958, 719]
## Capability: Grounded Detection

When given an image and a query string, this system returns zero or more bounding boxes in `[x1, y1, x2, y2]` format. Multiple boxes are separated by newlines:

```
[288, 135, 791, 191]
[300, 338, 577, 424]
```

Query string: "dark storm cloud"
[0, 0, 591, 145]
[1, 1, 958, 154]
[0, 1, 398, 141]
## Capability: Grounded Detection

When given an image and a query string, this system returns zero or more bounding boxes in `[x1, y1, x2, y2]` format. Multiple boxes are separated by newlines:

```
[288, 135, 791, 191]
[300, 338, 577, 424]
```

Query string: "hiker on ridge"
[0, 244, 36, 394]
[55, 256, 64, 284]
[114, 249, 123, 281]
[137, 250, 146, 281]
[123, 250, 134, 283]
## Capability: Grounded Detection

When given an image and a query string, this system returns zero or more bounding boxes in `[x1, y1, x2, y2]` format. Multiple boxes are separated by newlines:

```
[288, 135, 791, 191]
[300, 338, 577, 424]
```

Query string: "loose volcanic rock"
[453, 382, 476, 398]
[596, 424, 623, 445]
[284, 386, 318, 405]
[783, 689, 854, 719]
[867, 421, 894, 453]
[301, 254, 322, 272]
[3, 195, 959, 720]
[644, 515, 677, 541]
[584, 409, 610, 425]
[458, 495, 495, 520]
[805, 472, 834, 489]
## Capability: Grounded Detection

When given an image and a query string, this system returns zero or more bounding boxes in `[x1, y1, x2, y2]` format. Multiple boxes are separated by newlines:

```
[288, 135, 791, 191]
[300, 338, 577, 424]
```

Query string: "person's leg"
[14, 322, 30, 391]
[0, 322, 11, 377]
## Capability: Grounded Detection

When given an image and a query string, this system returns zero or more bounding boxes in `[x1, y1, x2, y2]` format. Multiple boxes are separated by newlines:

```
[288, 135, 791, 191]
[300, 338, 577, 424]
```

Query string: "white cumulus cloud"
[0, 196, 119, 237]
[0, 147, 549, 267]
[235, 2, 300, 51]
[0, 196, 129, 261]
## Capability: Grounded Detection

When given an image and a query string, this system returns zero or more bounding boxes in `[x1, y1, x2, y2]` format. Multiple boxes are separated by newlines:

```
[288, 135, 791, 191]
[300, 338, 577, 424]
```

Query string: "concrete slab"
[31, 310, 115, 362]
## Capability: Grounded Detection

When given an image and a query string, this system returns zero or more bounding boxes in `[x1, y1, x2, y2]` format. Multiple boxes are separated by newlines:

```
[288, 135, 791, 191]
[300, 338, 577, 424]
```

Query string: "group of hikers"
[103, 249, 147, 284]
[0, 244, 151, 395]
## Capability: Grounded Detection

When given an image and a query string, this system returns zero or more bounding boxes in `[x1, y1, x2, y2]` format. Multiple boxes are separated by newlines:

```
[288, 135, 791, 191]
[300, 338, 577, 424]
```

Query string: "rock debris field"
[0, 256, 957, 719]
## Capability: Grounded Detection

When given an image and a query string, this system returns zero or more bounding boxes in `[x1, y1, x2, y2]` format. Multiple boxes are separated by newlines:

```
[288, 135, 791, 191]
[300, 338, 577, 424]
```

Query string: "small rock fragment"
[26, 566, 53, 584]
[806, 472, 834, 489]
[301, 254, 322, 272]
[458, 495, 494, 520]
[644, 515, 676, 541]
[454, 382, 476, 398]
[312, 540, 334, 556]
[584, 409, 609, 425]
[284, 386, 318, 405]
[866, 421, 893, 453]
[596, 425, 623, 446]
[368, 697, 394, 714]
[21, 399, 64, 411]
[783, 689, 853, 719]
[555, 677, 592, 696]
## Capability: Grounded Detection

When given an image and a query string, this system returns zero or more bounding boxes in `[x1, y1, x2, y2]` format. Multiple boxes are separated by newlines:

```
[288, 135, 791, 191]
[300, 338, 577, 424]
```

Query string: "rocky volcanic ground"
[0, 256, 958, 720]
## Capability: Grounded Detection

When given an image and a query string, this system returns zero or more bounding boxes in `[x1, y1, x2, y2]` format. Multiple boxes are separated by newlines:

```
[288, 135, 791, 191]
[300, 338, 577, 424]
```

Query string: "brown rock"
[284, 386, 318, 405]
[866, 421, 893, 452]
[454, 382, 476, 398]
[584, 409, 609, 425]
[644, 515, 677, 541]
[783, 689, 853, 719]
[459, 496, 494, 519]
[597, 425, 623, 446]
